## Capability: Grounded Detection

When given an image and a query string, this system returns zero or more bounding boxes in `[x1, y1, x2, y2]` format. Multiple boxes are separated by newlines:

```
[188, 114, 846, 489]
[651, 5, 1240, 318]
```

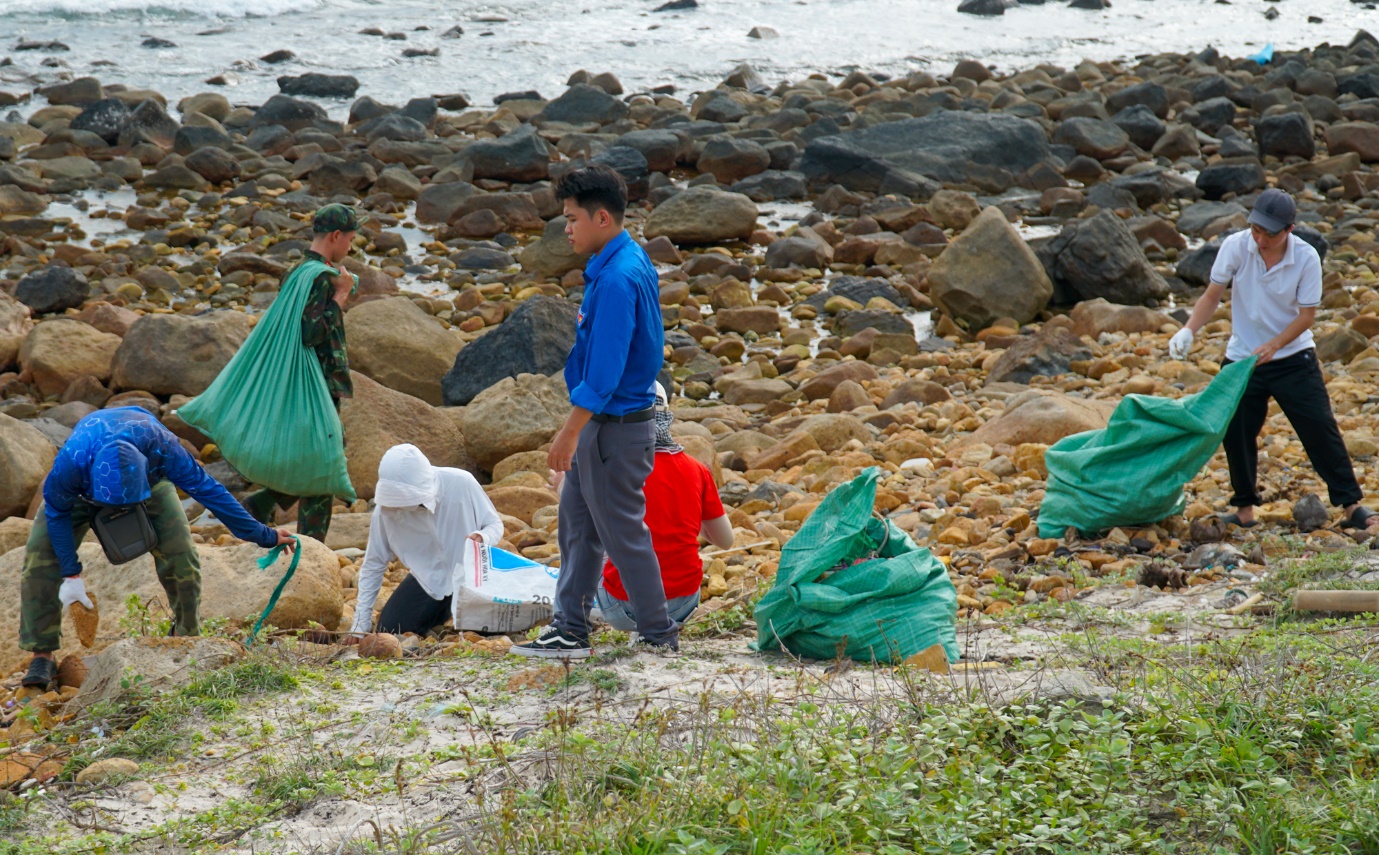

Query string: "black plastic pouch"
[92, 502, 159, 564]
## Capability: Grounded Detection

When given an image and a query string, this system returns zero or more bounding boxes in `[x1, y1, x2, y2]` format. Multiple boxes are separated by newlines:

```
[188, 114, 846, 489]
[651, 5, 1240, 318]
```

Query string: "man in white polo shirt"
[1170, 188, 1378, 532]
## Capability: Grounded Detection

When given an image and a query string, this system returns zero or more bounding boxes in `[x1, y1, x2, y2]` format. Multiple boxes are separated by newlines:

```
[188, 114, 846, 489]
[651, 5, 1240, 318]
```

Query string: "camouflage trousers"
[20, 479, 202, 653]
[243, 490, 333, 543]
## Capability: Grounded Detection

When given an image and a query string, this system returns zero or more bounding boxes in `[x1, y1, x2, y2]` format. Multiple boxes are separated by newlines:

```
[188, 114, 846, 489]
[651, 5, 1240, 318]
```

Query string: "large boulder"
[455, 372, 570, 470]
[1324, 122, 1379, 162]
[927, 206, 1052, 331]
[953, 390, 1114, 449]
[519, 217, 591, 279]
[117, 99, 180, 149]
[415, 181, 480, 224]
[0, 538, 344, 678]
[0, 415, 55, 519]
[535, 84, 629, 125]
[799, 112, 1051, 192]
[343, 296, 462, 405]
[1255, 112, 1315, 160]
[15, 266, 89, 315]
[73, 637, 242, 710]
[249, 94, 328, 131]
[1195, 161, 1266, 200]
[110, 312, 254, 397]
[1069, 298, 1174, 338]
[1036, 211, 1169, 304]
[696, 137, 770, 183]
[1053, 117, 1130, 160]
[68, 98, 132, 144]
[643, 187, 758, 244]
[986, 326, 1095, 384]
[19, 319, 122, 397]
[341, 372, 474, 499]
[0, 185, 49, 217]
[441, 295, 578, 406]
[0, 294, 32, 372]
[277, 73, 360, 99]
[796, 413, 871, 452]
[464, 125, 550, 182]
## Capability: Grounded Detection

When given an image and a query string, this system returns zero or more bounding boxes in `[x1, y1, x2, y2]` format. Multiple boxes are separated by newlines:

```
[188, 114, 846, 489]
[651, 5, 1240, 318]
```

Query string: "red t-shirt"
[602, 451, 725, 601]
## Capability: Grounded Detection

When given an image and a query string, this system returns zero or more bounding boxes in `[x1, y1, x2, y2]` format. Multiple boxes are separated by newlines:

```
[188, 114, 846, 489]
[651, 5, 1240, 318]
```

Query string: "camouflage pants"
[244, 490, 333, 543]
[19, 479, 202, 653]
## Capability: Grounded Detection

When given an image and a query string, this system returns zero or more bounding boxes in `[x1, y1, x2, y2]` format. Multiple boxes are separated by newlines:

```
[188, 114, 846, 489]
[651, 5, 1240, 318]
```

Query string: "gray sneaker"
[511, 626, 593, 660]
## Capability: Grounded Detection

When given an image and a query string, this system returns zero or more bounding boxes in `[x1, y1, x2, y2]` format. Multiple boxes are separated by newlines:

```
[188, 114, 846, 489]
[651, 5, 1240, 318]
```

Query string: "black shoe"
[511, 626, 592, 660]
[21, 657, 57, 691]
[634, 636, 680, 656]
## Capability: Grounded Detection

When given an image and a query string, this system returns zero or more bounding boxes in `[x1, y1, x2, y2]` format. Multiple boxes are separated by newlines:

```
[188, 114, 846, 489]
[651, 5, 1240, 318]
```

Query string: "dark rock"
[398, 96, 438, 128]
[68, 98, 131, 144]
[1107, 168, 1195, 208]
[36, 77, 102, 107]
[464, 125, 550, 182]
[1180, 96, 1237, 133]
[590, 145, 650, 200]
[1175, 241, 1221, 286]
[697, 137, 770, 183]
[184, 147, 241, 184]
[805, 276, 903, 311]
[249, 95, 328, 131]
[617, 128, 691, 172]
[1036, 210, 1169, 304]
[957, 0, 1014, 14]
[1295, 225, 1329, 263]
[453, 247, 516, 269]
[1218, 131, 1259, 159]
[494, 90, 542, 104]
[1106, 81, 1169, 118]
[1292, 493, 1329, 532]
[729, 169, 808, 201]
[309, 160, 377, 196]
[117, 99, 180, 149]
[402, 47, 439, 58]
[696, 95, 749, 124]
[829, 310, 912, 338]
[415, 181, 480, 224]
[349, 96, 394, 125]
[1111, 104, 1167, 150]
[259, 49, 296, 64]
[1254, 112, 1315, 159]
[765, 234, 831, 269]
[987, 327, 1094, 384]
[1195, 161, 1266, 200]
[15, 266, 89, 314]
[536, 84, 629, 125]
[278, 73, 360, 99]
[1177, 201, 1246, 235]
[654, 0, 697, 10]
[173, 124, 232, 155]
[1052, 116, 1129, 160]
[441, 296, 579, 405]
[449, 192, 543, 232]
[799, 111, 1048, 193]
[141, 37, 176, 49]
[1069, 0, 1110, 7]
[357, 113, 428, 143]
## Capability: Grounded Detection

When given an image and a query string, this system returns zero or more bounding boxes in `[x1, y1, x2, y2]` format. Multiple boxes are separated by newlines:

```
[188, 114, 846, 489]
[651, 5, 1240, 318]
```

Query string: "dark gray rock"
[1180, 96, 1237, 133]
[829, 310, 912, 338]
[173, 124, 232, 155]
[348, 95, 394, 125]
[464, 125, 550, 182]
[1174, 240, 1222, 286]
[1111, 104, 1167, 150]
[536, 84, 629, 125]
[277, 73, 360, 99]
[249, 95, 328, 131]
[1195, 161, 1266, 200]
[1292, 493, 1329, 532]
[441, 296, 579, 406]
[117, 99, 180, 149]
[697, 95, 749, 124]
[1036, 210, 1169, 304]
[453, 247, 516, 269]
[398, 96, 438, 128]
[69, 98, 131, 144]
[1106, 81, 1169, 118]
[15, 266, 89, 314]
[799, 111, 1048, 193]
[184, 147, 241, 184]
[1052, 117, 1129, 160]
[308, 160, 377, 196]
[1295, 225, 1330, 263]
[259, 49, 296, 64]
[696, 137, 770, 183]
[729, 169, 808, 201]
[986, 327, 1094, 384]
[616, 128, 691, 172]
[358, 113, 428, 143]
[1255, 112, 1315, 159]
[591, 145, 650, 200]
[415, 181, 480, 224]
[957, 0, 1014, 14]
[805, 276, 903, 311]
[1177, 201, 1246, 235]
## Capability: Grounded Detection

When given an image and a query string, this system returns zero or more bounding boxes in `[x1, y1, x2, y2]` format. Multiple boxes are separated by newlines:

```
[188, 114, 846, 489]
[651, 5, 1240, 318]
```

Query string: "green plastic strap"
[248, 536, 301, 645]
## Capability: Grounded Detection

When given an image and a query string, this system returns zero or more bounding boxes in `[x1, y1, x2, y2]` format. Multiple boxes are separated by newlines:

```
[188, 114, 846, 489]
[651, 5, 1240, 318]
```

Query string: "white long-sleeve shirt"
[350, 467, 505, 633]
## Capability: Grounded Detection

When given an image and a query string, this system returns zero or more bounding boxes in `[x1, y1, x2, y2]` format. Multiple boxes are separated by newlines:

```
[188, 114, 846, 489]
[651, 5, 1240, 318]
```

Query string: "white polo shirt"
[1209, 229, 1322, 362]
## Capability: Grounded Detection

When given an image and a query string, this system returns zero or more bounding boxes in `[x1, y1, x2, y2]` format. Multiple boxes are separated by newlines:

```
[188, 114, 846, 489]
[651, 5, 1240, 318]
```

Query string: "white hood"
[373, 444, 439, 512]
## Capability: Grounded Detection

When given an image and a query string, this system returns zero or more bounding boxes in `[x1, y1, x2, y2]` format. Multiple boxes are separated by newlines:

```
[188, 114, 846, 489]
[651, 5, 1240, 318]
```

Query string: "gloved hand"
[1168, 326, 1194, 360]
[59, 576, 94, 610]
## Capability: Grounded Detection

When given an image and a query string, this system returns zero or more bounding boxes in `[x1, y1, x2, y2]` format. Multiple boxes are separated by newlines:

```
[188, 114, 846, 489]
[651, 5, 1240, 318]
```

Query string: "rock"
[958, 0, 1014, 14]
[1181, 96, 1237, 134]
[455, 373, 570, 470]
[1175, 241, 1221, 287]
[1069, 298, 1173, 338]
[174, 123, 233, 155]
[928, 206, 1052, 331]
[463, 125, 550, 182]
[799, 361, 879, 400]
[358, 632, 402, 659]
[697, 137, 770, 183]
[415, 181, 480, 224]
[19, 319, 121, 397]
[882, 379, 951, 408]
[0, 516, 33, 556]
[1111, 104, 1167, 150]
[617, 128, 692, 173]
[1177, 201, 1247, 236]
[111, 312, 252, 397]
[956, 390, 1113, 449]
[1107, 81, 1168, 118]
[449, 192, 543, 232]
[1036, 210, 1169, 304]
[928, 189, 981, 231]
[765, 228, 833, 269]
[357, 114, 428, 143]
[441, 296, 578, 406]
[1314, 326, 1370, 363]
[309, 160, 377, 197]
[729, 169, 808, 201]
[75, 757, 141, 784]
[217, 253, 288, 279]
[278, 73, 360, 99]
[535, 84, 629, 125]
[344, 296, 462, 405]
[722, 377, 791, 406]
[0, 185, 49, 217]
[184, 147, 241, 184]
[249, 94, 328, 132]
[56, 653, 86, 688]
[0, 294, 31, 372]
[341, 372, 474, 498]
[987, 327, 1094, 384]
[714, 306, 780, 336]
[1292, 493, 1329, 532]
[142, 164, 210, 191]
[372, 166, 421, 200]
[0, 539, 342, 678]
[797, 413, 870, 452]
[1255, 112, 1315, 159]
[1053, 117, 1130, 160]
[799, 111, 1050, 192]
[117, 99, 180, 149]
[519, 217, 592, 279]
[486, 485, 559, 523]
[37, 77, 102, 107]
[179, 92, 232, 121]
[1324, 122, 1379, 161]
[1195, 161, 1266, 200]
[0, 415, 55, 518]
[588, 145, 652, 200]
[68, 98, 131, 144]
[644, 186, 758, 244]
[15, 266, 88, 315]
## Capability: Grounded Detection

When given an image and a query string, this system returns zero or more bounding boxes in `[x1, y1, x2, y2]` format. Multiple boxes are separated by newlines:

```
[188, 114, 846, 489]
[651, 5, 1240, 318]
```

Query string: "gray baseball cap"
[1247, 188, 1296, 234]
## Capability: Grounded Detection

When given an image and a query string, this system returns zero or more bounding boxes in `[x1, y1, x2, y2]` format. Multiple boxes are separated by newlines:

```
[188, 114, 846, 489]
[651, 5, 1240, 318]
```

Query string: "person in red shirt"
[596, 383, 733, 631]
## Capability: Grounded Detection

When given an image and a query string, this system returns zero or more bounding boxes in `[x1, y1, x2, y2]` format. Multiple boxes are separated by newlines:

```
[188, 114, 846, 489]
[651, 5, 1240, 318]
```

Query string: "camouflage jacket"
[298, 250, 352, 400]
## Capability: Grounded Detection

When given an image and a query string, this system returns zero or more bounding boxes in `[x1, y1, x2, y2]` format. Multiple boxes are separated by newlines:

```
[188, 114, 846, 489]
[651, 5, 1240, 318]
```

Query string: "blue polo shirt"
[564, 230, 664, 416]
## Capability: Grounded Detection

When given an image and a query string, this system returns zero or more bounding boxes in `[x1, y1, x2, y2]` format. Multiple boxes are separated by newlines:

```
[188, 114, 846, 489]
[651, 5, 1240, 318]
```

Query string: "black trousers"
[1222, 349, 1362, 509]
[376, 574, 452, 637]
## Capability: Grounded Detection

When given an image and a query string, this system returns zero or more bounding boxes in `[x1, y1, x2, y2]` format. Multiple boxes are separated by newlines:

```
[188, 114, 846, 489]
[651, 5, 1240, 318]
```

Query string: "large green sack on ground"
[752, 467, 959, 664]
[178, 260, 355, 501]
[1037, 356, 1256, 537]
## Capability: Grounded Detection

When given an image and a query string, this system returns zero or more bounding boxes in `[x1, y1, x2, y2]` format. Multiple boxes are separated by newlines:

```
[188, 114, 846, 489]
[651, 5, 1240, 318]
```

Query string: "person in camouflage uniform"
[242, 204, 358, 541]
[19, 408, 292, 690]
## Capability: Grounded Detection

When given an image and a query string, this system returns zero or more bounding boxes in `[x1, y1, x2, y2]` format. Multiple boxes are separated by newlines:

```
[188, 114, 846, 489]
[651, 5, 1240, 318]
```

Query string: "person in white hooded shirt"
[347, 444, 504, 638]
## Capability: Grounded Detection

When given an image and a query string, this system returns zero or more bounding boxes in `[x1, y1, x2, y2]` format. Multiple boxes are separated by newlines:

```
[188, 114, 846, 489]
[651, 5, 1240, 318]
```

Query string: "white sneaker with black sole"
[511, 626, 593, 660]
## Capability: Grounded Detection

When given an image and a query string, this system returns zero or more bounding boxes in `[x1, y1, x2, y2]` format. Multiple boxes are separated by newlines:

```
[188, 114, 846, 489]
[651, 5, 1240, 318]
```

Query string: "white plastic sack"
[452, 536, 560, 633]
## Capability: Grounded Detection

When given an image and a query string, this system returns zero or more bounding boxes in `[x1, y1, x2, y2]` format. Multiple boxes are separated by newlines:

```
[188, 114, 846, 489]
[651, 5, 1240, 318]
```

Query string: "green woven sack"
[752, 468, 959, 664]
[178, 260, 355, 501]
[1037, 356, 1256, 537]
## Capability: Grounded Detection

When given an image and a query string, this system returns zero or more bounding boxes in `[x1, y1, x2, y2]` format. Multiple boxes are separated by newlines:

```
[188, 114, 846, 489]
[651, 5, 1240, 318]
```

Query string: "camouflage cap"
[313, 203, 359, 234]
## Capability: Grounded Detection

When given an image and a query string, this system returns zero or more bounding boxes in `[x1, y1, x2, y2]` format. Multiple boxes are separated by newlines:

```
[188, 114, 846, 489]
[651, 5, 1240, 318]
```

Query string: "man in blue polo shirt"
[513, 165, 674, 659]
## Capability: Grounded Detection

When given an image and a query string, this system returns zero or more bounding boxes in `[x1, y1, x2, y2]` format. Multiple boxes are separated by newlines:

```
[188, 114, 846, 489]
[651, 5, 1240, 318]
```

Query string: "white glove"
[59, 576, 94, 610]
[1168, 327, 1194, 360]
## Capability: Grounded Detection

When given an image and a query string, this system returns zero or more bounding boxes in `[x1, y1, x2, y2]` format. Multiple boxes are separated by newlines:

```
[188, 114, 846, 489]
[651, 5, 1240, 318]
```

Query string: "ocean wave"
[0, 0, 317, 16]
